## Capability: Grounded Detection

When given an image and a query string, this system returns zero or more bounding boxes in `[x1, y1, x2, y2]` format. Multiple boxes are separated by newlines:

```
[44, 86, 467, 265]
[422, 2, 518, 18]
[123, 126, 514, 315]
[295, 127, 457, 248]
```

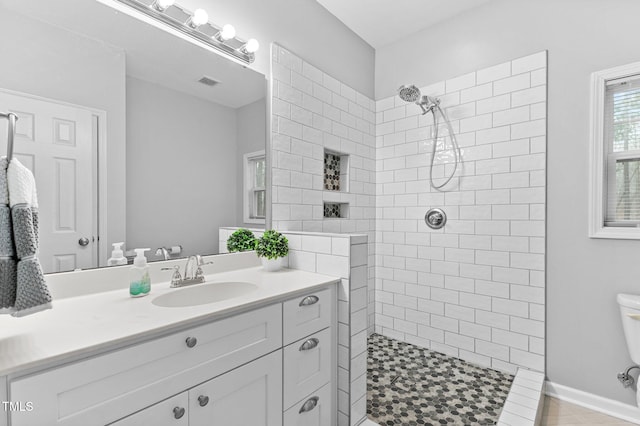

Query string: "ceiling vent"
[198, 76, 220, 87]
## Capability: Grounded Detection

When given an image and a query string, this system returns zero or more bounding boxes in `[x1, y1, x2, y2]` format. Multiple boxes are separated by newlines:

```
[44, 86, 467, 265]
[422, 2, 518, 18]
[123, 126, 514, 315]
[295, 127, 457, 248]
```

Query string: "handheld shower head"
[398, 85, 421, 103]
[398, 84, 440, 115]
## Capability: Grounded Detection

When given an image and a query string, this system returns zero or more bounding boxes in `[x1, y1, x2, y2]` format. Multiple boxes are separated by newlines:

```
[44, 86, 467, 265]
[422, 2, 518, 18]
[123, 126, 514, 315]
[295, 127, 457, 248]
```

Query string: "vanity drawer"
[283, 327, 332, 409]
[283, 382, 334, 426]
[10, 303, 282, 426]
[283, 287, 332, 345]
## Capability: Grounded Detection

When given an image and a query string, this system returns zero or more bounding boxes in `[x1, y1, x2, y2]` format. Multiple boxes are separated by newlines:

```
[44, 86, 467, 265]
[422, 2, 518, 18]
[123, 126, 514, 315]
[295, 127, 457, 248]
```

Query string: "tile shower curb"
[497, 369, 545, 426]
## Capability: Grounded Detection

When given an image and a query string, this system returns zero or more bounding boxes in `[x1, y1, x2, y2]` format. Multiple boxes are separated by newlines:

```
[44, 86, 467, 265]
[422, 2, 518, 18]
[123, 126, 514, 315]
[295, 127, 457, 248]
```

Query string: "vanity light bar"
[113, 0, 258, 64]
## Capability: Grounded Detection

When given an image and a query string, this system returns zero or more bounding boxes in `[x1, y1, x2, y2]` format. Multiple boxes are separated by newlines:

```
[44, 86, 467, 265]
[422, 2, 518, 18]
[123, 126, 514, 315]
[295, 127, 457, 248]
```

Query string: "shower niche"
[323, 202, 348, 219]
[323, 149, 349, 192]
[323, 149, 349, 219]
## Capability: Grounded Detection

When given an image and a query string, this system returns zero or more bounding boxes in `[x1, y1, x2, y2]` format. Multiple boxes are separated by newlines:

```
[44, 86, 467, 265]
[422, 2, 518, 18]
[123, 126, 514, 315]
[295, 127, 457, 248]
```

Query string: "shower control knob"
[425, 208, 447, 230]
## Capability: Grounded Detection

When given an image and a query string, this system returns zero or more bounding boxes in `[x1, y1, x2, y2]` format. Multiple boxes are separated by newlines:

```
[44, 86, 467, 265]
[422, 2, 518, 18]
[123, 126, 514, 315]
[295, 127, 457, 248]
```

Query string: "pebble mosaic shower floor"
[367, 334, 514, 425]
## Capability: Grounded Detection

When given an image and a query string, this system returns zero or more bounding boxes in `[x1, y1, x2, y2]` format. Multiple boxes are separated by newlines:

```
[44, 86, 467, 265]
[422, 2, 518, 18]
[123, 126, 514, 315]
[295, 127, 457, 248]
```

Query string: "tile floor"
[541, 397, 636, 425]
[367, 333, 514, 425]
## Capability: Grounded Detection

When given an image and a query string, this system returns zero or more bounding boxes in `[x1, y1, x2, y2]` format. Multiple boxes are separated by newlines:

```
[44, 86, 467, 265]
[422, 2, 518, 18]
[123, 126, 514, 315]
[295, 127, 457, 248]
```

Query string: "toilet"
[617, 293, 640, 406]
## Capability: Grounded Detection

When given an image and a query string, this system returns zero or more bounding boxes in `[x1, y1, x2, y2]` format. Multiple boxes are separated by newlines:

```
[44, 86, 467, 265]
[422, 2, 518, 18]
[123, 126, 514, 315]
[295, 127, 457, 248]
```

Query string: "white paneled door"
[0, 90, 98, 273]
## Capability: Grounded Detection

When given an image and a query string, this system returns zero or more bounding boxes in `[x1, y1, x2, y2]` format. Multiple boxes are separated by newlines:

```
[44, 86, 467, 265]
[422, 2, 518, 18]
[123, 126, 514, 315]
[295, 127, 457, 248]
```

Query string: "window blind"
[604, 75, 640, 226]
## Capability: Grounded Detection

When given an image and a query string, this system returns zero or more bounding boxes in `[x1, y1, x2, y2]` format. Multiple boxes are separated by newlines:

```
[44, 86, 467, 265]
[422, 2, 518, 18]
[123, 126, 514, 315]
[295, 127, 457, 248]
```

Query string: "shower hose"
[429, 104, 461, 190]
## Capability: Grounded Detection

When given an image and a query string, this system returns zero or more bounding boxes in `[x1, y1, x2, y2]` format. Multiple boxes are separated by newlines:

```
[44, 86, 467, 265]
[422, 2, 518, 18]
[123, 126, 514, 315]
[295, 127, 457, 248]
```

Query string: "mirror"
[0, 0, 267, 273]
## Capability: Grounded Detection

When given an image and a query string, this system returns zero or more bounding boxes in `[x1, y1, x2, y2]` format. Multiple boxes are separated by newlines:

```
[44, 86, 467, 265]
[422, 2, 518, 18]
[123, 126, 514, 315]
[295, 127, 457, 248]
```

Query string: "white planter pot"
[261, 257, 282, 272]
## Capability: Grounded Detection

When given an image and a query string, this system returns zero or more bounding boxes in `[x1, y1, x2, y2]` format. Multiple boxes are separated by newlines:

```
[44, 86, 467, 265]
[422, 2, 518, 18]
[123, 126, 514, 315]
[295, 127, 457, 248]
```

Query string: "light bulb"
[152, 0, 174, 11]
[219, 24, 236, 41]
[188, 8, 209, 28]
[244, 38, 259, 54]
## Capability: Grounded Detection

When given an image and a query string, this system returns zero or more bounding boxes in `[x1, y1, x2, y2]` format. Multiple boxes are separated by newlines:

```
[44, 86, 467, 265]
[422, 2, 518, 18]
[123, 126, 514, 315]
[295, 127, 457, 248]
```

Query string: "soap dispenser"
[130, 248, 151, 297]
[107, 242, 128, 266]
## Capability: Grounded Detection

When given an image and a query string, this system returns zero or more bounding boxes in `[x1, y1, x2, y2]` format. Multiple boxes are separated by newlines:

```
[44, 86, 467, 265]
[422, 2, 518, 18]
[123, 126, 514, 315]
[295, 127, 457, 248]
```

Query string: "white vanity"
[0, 253, 339, 426]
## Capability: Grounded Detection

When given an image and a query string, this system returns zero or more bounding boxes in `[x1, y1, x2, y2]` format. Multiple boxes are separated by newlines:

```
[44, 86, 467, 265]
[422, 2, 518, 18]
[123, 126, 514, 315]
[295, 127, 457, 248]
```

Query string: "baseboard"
[545, 381, 640, 425]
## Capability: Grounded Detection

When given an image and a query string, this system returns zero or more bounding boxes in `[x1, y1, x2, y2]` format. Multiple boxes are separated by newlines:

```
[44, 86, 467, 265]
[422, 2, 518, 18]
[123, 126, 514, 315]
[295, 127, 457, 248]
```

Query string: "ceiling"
[316, 0, 494, 48]
[0, 0, 265, 109]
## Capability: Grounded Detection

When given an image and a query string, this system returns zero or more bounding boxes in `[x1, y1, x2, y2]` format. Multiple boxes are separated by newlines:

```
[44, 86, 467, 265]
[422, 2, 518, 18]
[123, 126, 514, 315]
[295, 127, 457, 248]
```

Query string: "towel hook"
[5, 112, 18, 161]
[0, 112, 18, 161]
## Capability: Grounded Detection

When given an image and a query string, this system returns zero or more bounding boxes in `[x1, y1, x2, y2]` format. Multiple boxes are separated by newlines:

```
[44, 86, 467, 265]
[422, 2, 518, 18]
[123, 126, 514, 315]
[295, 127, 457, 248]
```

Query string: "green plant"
[255, 230, 289, 260]
[227, 228, 257, 253]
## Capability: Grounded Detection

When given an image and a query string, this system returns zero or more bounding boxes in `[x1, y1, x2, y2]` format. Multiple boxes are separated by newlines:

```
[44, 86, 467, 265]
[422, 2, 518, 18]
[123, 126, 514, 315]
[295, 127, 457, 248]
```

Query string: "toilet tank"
[618, 294, 640, 365]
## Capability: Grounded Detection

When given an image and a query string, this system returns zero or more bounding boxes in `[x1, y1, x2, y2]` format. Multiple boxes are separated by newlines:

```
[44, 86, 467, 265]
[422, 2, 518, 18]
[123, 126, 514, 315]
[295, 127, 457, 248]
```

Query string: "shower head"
[398, 85, 421, 103]
[398, 84, 440, 115]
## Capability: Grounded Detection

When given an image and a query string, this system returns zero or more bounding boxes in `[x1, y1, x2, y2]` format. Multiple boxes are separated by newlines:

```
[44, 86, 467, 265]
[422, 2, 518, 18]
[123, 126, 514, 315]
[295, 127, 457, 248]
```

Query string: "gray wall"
[375, 0, 640, 406]
[182, 0, 375, 98]
[0, 8, 127, 257]
[126, 77, 237, 257]
[236, 98, 267, 228]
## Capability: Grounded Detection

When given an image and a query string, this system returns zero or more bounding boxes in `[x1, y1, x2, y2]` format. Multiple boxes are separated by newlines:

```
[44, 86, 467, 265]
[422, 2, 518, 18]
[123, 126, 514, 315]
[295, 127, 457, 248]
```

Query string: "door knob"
[78, 237, 90, 246]
[198, 395, 209, 407]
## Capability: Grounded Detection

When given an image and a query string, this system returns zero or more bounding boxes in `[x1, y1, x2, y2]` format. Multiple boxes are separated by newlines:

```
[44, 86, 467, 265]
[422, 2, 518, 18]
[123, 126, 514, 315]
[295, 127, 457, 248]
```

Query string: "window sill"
[589, 226, 640, 240]
[243, 218, 266, 225]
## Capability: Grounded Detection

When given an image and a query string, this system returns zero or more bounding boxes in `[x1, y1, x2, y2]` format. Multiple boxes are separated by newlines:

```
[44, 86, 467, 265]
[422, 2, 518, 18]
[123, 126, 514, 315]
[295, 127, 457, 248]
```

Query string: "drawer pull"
[299, 295, 319, 306]
[198, 395, 210, 407]
[173, 406, 186, 419]
[185, 337, 198, 348]
[299, 337, 319, 351]
[298, 396, 319, 414]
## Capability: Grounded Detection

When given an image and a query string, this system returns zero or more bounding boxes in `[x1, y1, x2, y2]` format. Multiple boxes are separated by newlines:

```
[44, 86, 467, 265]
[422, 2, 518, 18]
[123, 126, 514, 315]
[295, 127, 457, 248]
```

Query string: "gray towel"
[12, 204, 37, 259]
[13, 257, 50, 315]
[0, 258, 16, 310]
[32, 207, 39, 251]
[0, 205, 14, 257]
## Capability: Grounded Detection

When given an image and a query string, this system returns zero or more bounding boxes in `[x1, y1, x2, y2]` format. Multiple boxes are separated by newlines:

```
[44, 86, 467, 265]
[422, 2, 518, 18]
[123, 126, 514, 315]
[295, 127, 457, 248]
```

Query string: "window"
[589, 62, 640, 238]
[244, 150, 266, 224]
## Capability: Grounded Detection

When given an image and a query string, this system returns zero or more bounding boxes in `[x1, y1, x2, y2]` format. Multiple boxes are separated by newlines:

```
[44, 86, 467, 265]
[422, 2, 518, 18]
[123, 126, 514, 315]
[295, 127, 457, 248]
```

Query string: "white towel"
[8, 158, 38, 208]
[0, 157, 8, 205]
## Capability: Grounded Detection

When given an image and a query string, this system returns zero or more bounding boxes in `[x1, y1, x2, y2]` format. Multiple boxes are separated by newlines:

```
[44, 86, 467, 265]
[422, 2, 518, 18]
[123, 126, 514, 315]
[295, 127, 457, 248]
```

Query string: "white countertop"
[0, 266, 339, 377]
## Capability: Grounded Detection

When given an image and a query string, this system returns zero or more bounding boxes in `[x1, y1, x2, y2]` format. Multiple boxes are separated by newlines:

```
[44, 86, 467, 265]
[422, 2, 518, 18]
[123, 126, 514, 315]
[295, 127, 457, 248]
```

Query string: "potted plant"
[255, 230, 288, 271]
[227, 228, 257, 253]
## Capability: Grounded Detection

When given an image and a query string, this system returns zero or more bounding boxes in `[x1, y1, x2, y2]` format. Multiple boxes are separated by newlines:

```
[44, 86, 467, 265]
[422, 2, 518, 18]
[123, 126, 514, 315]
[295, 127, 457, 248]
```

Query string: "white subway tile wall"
[374, 51, 547, 374]
[270, 45, 377, 346]
[219, 228, 368, 426]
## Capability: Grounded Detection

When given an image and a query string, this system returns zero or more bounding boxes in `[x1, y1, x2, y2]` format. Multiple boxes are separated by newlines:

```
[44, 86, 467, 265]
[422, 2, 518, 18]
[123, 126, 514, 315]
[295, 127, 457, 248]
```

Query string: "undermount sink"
[152, 282, 258, 308]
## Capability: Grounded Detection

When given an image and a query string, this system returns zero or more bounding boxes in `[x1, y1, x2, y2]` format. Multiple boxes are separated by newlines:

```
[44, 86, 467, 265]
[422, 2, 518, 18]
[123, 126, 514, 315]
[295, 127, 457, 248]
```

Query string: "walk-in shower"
[398, 84, 462, 191]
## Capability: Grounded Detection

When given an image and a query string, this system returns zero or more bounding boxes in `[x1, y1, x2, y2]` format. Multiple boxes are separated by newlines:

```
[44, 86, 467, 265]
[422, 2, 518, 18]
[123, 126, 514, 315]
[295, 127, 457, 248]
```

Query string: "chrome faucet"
[162, 255, 213, 288]
[155, 247, 170, 261]
[184, 255, 199, 280]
